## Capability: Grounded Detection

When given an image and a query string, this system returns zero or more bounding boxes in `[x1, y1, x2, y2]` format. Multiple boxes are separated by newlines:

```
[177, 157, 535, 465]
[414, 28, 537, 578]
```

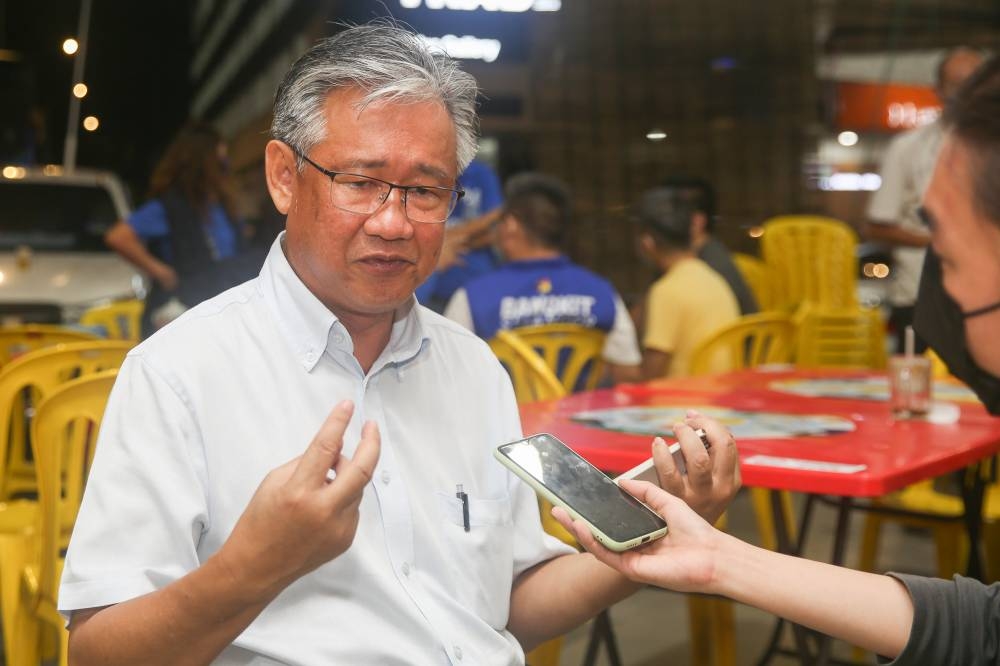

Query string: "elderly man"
[59, 23, 738, 665]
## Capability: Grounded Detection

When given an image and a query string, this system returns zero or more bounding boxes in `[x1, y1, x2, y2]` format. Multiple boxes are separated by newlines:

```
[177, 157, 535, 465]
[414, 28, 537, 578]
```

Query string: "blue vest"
[465, 256, 619, 340]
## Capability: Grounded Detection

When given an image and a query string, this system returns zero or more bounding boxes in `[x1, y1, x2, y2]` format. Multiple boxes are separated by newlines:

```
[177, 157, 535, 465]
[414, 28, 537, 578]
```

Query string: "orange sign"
[836, 82, 941, 132]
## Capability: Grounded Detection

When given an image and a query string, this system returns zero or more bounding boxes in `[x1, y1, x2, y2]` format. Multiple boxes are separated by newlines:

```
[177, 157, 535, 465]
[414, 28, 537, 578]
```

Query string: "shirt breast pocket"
[434, 491, 515, 628]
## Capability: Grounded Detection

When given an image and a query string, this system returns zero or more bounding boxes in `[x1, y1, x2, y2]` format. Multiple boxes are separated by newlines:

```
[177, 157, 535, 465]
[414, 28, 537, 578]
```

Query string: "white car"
[0, 165, 145, 325]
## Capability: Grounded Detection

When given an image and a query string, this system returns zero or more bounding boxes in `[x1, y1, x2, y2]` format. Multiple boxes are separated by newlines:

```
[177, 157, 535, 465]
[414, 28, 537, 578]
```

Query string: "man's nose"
[364, 187, 414, 240]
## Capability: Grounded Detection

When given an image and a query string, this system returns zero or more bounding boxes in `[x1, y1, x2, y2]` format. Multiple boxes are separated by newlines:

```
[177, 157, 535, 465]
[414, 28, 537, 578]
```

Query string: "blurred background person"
[669, 177, 759, 316]
[634, 187, 740, 379]
[444, 172, 642, 384]
[104, 121, 247, 337]
[865, 46, 984, 353]
[416, 157, 504, 313]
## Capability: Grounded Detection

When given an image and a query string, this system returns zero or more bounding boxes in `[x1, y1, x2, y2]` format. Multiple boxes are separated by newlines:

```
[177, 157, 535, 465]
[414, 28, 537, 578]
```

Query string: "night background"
[1, 0, 193, 199]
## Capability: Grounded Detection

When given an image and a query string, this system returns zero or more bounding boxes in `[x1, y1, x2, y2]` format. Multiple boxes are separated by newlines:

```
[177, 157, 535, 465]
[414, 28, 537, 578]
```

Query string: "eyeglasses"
[295, 150, 464, 224]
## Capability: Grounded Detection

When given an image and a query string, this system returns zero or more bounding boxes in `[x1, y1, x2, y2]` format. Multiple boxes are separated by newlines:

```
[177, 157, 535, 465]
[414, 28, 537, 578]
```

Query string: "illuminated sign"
[836, 82, 941, 132]
[419, 34, 502, 62]
[400, 0, 560, 10]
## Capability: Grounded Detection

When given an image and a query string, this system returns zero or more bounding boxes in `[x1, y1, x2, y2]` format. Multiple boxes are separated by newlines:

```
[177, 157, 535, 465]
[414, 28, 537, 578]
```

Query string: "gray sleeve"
[878, 573, 1000, 666]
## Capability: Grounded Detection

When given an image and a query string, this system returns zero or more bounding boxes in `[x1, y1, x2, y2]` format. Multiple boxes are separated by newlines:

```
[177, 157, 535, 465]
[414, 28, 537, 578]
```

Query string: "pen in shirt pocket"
[456, 484, 470, 531]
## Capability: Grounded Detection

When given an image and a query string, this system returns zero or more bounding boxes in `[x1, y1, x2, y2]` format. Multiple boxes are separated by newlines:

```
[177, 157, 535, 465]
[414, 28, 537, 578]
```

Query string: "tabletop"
[518, 367, 1000, 497]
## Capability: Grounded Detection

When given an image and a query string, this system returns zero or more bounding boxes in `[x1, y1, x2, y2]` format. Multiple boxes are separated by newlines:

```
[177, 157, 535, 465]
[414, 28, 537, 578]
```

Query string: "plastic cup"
[888, 355, 932, 417]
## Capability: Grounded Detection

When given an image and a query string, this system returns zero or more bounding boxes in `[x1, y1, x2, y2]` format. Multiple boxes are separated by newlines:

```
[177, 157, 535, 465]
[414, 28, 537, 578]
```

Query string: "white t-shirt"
[60, 234, 573, 665]
[867, 121, 943, 307]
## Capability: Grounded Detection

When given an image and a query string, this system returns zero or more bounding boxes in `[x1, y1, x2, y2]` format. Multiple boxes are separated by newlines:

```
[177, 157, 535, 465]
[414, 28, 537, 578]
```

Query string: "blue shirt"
[128, 199, 239, 263]
[461, 256, 620, 340]
[416, 160, 504, 309]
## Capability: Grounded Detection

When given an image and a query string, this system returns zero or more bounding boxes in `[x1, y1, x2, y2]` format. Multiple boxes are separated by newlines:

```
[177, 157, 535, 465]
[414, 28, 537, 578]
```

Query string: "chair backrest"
[79, 299, 145, 343]
[760, 216, 859, 311]
[0, 341, 131, 498]
[31, 370, 117, 616]
[0, 325, 99, 367]
[489, 330, 567, 404]
[731, 252, 773, 311]
[689, 312, 796, 376]
[502, 323, 607, 393]
[794, 303, 888, 370]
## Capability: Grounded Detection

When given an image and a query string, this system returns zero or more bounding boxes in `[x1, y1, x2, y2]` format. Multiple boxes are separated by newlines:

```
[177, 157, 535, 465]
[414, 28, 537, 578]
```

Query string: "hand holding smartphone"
[494, 433, 668, 551]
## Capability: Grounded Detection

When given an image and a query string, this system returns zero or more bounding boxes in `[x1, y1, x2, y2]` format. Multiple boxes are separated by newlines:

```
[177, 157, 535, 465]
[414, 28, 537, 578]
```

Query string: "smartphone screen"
[497, 433, 667, 543]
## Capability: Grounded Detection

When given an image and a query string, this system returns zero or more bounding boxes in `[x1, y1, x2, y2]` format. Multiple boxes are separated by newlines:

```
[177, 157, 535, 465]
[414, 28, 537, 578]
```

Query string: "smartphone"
[494, 433, 668, 552]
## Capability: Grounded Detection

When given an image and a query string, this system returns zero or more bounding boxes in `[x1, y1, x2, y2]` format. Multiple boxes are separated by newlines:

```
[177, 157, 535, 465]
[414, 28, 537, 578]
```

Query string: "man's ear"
[265, 140, 298, 215]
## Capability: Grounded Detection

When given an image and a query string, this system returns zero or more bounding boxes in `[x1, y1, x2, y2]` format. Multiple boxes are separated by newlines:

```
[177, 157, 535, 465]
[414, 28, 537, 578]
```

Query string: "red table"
[521, 368, 1000, 664]
[519, 368, 1000, 498]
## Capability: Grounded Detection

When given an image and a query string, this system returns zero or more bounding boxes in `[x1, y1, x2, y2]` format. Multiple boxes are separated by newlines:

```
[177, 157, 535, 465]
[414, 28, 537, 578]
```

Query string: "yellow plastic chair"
[689, 312, 796, 377]
[0, 341, 131, 500]
[501, 324, 607, 394]
[794, 303, 888, 370]
[0, 325, 99, 368]
[760, 215, 859, 312]
[489, 330, 567, 404]
[731, 252, 773, 312]
[0, 370, 117, 666]
[79, 299, 145, 343]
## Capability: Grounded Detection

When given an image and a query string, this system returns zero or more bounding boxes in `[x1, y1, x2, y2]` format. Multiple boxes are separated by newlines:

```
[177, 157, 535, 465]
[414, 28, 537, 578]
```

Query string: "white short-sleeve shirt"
[60, 234, 573, 665]
[866, 121, 943, 307]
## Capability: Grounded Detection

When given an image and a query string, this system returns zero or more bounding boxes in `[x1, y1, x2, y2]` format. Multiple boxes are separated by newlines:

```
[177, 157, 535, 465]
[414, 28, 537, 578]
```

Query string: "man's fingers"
[651, 437, 685, 497]
[326, 420, 381, 498]
[673, 422, 712, 488]
[293, 400, 354, 487]
[685, 412, 741, 491]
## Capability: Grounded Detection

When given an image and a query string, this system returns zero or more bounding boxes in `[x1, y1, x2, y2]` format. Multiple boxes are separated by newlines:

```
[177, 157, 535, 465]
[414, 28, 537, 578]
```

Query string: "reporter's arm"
[557, 482, 914, 659]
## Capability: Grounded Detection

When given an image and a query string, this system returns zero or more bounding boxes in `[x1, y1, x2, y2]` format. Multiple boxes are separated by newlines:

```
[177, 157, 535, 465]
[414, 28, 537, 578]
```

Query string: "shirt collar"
[259, 233, 428, 372]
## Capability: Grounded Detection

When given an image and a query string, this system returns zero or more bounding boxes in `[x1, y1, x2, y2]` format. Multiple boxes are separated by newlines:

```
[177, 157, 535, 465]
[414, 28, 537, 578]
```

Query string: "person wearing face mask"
[554, 55, 1000, 666]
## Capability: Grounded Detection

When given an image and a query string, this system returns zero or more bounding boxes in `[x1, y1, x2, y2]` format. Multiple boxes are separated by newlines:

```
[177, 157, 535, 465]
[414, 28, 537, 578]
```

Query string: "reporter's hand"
[552, 479, 723, 593]
[651, 410, 740, 524]
[215, 400, 380, 597]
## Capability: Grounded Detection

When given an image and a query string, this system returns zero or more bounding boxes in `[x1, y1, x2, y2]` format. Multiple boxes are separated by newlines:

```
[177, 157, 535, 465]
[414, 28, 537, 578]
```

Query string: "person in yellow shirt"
[634, 187, 740, 378]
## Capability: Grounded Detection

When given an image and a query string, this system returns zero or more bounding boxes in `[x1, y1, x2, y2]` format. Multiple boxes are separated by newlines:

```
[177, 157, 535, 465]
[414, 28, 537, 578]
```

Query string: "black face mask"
[914, 251, 1000, 415]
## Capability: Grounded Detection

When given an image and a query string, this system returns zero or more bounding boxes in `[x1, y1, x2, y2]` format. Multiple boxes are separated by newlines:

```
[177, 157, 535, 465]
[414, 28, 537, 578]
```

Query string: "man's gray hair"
[271, 21, 479, 173]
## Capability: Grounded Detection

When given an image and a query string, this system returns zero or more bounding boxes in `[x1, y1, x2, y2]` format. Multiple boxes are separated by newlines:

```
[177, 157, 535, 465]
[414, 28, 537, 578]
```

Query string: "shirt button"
[401, 562, 410, 577]
[333, 333, 345, 343]
[381, 470, 391, 485]
[304, 351, 316, 363]
[454, 646, 463, 661]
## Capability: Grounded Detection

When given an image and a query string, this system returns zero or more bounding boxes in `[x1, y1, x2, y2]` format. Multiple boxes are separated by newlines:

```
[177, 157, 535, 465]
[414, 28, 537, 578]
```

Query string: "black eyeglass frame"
[294, 149, 464, 224]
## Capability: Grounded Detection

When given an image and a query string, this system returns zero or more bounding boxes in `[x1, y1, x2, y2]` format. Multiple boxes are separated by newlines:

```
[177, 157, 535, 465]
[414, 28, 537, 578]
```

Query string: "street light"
[82, 116, 99, 132]
[63, 0, 92, 170]
[73, 83, 88, 98]
[62, 38, 79, 55]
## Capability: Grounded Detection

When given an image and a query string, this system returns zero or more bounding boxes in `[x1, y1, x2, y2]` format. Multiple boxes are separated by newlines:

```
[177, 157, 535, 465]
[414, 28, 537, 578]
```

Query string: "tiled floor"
[558, 488, 939, 666]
